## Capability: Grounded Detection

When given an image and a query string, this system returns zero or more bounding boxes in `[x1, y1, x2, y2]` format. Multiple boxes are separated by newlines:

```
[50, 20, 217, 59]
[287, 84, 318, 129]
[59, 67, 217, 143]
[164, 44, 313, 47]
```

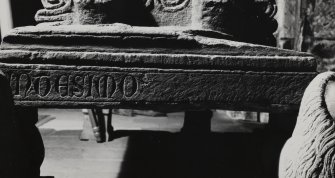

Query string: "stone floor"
[38, 109, 270, 178]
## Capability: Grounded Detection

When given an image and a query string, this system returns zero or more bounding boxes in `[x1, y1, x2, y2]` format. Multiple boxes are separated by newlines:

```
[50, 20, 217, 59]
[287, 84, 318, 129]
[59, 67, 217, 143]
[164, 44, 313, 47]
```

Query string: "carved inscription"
[9, 72, 139, 100]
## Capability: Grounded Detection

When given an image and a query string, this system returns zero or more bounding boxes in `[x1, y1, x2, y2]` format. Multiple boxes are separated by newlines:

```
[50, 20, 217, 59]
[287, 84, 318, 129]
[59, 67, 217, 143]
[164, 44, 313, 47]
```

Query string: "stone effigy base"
[0, 24, 317, 177]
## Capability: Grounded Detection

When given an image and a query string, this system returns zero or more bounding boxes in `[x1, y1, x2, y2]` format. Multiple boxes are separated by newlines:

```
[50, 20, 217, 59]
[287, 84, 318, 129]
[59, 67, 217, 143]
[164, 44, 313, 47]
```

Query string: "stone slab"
[0, 25, 316, 72]
[0, 63, 316, 111]
[0, 49, 316, 72]
[0, 25, 318, 111]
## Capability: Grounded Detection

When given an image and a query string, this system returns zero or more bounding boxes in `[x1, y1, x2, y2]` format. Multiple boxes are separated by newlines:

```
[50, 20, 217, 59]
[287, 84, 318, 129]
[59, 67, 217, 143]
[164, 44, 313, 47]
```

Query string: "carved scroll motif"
[255, 0, 277, 18]
[144, 0, 190, 12]
[35, 0, 73, 25]
[34, 0, 276, 26]
[157, 0, 191, 12]
[35, 0, 191, 25]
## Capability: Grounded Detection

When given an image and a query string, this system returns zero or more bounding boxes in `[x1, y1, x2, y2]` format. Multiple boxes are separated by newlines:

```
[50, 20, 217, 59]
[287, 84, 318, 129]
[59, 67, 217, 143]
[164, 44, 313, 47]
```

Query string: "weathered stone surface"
[279, 71, 335, 178]
[0, 63, 316, 111]
[0, 0, 319, 177]
[34, 0, 277, 44]
[0, 49, 316, 72]
[0, 24, 318, 111]
[0, 25, 316, 72]
[35, 0, 194, 26]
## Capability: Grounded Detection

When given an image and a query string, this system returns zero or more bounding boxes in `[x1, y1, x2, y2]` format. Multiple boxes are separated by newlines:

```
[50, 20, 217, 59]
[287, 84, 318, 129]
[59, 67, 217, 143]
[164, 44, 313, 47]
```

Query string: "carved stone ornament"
[144, 0, 191, 12]
[34, 0, 193, 25]
[0, 0, 322, 177]
[279, 72, 335, 178]
[0, 0, 320, 177]
[35, 0, 278, 45]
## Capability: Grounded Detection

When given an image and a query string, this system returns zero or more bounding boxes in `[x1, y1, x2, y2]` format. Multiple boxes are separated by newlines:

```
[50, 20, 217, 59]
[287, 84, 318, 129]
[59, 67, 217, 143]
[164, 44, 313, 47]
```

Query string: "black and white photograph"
[0, 0, 334, 177]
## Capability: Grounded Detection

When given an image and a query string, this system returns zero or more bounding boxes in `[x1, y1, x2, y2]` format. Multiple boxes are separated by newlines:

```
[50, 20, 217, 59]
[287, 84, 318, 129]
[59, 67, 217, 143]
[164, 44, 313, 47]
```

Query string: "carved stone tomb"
[0, 0, 324, 177]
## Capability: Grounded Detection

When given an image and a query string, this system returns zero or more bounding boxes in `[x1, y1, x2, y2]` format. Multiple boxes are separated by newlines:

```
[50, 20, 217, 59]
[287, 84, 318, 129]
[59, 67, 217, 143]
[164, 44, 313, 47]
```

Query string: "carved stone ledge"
[0, 63, 316, 110]
[1, 25, 315, 70]
[279, 71, 335, 178]
[0, 25, 317, 111]
[0, 0, 316, 177]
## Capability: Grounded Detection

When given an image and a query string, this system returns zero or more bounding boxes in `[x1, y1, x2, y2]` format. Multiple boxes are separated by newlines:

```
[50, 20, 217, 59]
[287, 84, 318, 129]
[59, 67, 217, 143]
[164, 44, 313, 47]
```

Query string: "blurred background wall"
[277, 0, 335, 72]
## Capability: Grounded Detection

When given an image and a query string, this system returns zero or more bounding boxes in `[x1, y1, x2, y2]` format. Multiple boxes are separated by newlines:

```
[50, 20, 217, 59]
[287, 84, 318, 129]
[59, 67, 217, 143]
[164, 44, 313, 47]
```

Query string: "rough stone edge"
[0, 25, 313, 58]
[0, 49, 316, 72]
[0, 63, 317, 111]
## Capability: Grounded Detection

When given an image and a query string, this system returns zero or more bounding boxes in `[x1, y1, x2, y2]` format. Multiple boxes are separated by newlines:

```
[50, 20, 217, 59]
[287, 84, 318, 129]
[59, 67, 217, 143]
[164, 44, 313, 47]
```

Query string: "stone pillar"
[277, 0, 307, 50]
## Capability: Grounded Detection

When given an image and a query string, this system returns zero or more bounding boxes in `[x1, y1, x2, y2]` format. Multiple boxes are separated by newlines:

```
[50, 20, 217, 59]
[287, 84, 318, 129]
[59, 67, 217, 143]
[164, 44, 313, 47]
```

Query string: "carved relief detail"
[255, 0, 277, 19]
[279, 72, 335, 178]
[35, 0, 191, 25]
[155, 0, 191, 12]
[35, 0, 276, 28]
[8, 71, 139, 100]
[35, 0, 73, 25]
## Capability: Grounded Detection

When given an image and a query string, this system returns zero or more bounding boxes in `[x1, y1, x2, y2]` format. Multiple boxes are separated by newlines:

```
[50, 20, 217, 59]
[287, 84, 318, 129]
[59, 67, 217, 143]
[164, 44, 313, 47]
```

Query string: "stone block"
[0, 25, 317, 112]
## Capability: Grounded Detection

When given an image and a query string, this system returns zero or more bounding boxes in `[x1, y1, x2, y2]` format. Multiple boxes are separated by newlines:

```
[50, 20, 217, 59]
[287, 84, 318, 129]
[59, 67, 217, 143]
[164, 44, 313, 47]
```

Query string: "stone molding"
[0, 25, 317, 111]
[0, 63, 316, 110]
[1, 25, 315, 71]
